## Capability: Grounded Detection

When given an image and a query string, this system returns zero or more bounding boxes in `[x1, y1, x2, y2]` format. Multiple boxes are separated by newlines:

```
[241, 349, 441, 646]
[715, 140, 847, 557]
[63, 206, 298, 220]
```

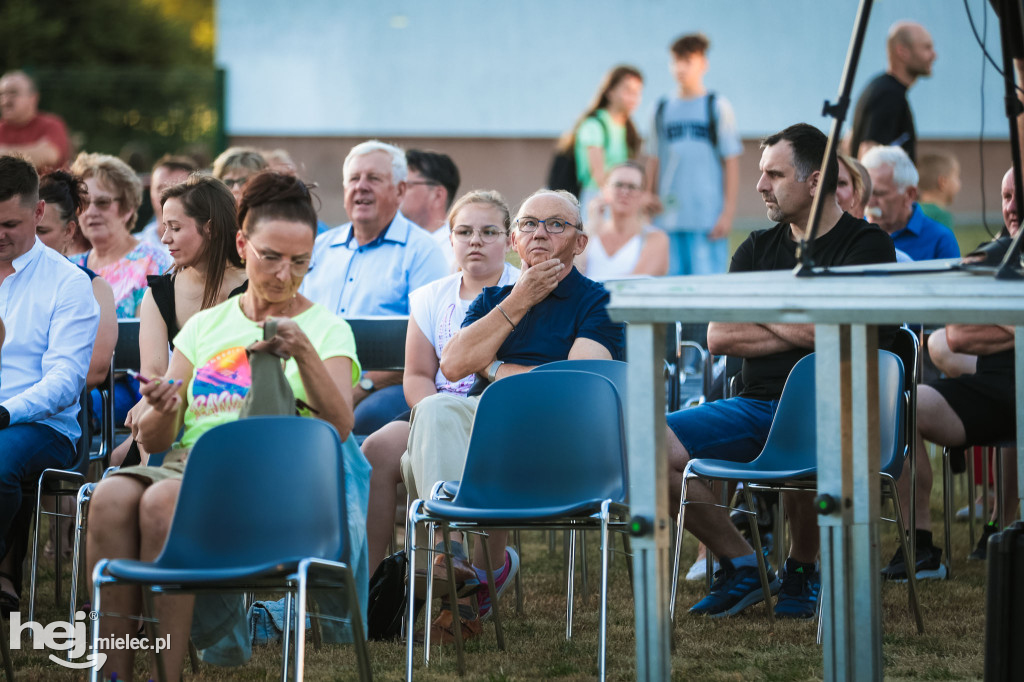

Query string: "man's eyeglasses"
[452, 226, 506, 243]
[82, 196, 119, 211]
[406, 180, 440, 188]
[246, 241, 311, 277]
[515, 217, 578, 234]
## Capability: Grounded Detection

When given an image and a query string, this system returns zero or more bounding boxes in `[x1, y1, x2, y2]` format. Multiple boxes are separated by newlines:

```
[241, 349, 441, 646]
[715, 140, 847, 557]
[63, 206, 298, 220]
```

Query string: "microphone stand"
[995, 0, 1024, 279]
[794, 0, 874, 277]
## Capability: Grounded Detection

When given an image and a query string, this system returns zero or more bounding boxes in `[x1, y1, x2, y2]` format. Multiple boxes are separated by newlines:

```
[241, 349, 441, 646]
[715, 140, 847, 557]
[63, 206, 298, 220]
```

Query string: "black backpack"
[366, 550, 424, 640]
[655, 92, 719, 159]
[546, 114, 608, 196]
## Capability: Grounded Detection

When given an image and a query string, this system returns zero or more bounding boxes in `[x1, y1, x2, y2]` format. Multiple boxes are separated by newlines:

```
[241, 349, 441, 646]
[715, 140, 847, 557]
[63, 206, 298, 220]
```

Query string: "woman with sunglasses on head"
[86, 171, 366, 681]
[576, 161, 668, 280]
[111, 173, 248, 467]
[362, 190, 518, 567]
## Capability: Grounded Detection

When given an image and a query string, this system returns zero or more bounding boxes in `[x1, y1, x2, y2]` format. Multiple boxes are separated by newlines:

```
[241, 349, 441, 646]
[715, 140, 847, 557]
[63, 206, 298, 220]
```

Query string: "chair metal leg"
[441, 525, 467, 675]
[982, 448, 990, 538]
[294, 571, 311, 682]
[141, 588, 168, 682]
[479, 536, 506, 651]
[566, 527, 576, 640]
[549, 530, 557, 554]
[994, 447, 1006, 530]
[816, 585, 825, 645]
[886, 478, 924, 634]
[513, 529, 524, 615]
[282, 592, 293, 681]
[27, 484, 45, 629]
[966, 448, 976, 552]
[598, 502, 612, 682]
[941, 449, 955, 580]
[669, 467, 692, 626]
[622, 533, 634, 588]
[580, 530, 590, 605]
[669, 482, 686, 626]
[69, 483, 93, 630]
[405, 506, 419, 682]
[741, 487, 775, 622]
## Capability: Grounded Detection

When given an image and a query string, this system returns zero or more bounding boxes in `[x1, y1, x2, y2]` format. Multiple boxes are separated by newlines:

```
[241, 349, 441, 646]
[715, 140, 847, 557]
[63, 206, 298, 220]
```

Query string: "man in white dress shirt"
[0, 155, 99, 603]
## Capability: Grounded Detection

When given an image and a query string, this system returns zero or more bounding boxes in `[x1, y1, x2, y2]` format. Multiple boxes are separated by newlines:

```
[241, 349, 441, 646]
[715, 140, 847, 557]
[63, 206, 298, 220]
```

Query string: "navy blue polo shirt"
[462, 266, 625, 365]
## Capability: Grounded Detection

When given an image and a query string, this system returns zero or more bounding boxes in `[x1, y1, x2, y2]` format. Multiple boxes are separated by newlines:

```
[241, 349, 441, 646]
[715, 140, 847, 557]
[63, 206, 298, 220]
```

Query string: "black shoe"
[968, 523, 999, 561]
[880, 544, 947, 582]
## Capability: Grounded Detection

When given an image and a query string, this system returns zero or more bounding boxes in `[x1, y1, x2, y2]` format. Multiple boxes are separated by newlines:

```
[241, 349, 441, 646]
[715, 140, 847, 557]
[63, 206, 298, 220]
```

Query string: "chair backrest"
[72, 387, 92, 476]
[156, 417, 348, 569]
[531, 359, 627, 399]
[754, 351, 904, 473]
[346, 317, 408, 371]
[451, 371, 628, 510]
[114, 318, 141, 373]
[882, 326, 919, 478]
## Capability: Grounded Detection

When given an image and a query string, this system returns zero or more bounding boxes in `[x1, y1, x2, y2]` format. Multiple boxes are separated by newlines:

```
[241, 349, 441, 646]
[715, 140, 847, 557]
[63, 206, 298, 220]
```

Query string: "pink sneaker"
[476, 548, 520, 621]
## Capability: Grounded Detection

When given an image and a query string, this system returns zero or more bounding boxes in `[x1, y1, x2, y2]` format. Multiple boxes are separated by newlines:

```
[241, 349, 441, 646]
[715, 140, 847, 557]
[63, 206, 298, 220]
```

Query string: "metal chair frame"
[403, 371, 630, 681]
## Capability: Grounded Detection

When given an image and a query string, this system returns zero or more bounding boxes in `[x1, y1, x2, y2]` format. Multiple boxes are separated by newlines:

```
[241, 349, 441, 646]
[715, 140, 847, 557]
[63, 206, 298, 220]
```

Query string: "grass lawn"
[13, 457, 991, 681]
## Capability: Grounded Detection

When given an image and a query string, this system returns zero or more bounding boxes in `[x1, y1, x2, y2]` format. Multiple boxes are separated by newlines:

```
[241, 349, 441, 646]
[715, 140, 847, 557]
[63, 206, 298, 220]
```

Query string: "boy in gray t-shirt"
[648, 33, 742, 275]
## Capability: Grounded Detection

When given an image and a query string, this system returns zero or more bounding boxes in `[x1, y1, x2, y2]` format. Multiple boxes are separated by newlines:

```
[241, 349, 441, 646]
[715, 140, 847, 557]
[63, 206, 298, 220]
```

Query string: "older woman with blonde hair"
[212, 146, 268, 204]
[70, 152, 173, 318]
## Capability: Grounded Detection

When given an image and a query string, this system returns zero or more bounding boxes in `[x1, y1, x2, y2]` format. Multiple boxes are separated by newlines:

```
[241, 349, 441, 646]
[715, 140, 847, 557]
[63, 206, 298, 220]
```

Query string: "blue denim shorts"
[666, 396, 780, 463]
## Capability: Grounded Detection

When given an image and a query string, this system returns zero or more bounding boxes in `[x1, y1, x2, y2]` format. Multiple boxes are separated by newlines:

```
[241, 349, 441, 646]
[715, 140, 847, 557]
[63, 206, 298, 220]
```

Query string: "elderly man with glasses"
[301, 140, 448, 435]
[402, 188, 625, 641]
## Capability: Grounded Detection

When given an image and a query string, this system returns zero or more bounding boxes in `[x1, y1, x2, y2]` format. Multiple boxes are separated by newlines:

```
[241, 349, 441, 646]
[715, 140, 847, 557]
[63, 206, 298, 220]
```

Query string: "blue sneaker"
[688, 556, 781, 618]
[774, 558, 821, 619]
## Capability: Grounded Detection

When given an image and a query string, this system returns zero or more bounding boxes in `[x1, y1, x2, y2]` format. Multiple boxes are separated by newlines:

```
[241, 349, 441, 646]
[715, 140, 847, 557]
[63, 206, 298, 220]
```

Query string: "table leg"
[815, 324, 882, 681]
[626, 322, 671, 681]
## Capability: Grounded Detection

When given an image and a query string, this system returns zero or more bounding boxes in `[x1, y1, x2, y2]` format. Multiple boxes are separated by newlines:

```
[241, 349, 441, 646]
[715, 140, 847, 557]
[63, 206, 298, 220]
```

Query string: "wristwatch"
[486, 360, 504, 383]
[358, 375, 375, 393]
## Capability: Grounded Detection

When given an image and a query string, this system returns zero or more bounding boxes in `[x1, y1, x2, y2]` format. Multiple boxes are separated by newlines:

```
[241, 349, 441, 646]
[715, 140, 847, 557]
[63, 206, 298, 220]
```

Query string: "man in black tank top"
[889, 168, 1020, 576]
[666, 124, 896, 619]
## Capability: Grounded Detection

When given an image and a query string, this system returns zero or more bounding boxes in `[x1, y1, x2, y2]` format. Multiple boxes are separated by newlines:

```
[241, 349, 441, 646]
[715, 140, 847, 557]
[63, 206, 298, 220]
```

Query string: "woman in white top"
[577, 161, 668, 280]
[362, 190, 519, 569]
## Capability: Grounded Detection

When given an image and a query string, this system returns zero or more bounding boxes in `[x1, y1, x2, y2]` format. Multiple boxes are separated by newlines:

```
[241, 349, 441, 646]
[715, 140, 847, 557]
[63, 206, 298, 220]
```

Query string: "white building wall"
[217, 0, 1010, 140]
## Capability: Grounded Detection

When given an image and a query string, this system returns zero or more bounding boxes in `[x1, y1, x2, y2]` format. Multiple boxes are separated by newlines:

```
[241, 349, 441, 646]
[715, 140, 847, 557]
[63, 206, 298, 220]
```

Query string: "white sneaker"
[955, 501, 986, 521]
[685, 557, 720, 581]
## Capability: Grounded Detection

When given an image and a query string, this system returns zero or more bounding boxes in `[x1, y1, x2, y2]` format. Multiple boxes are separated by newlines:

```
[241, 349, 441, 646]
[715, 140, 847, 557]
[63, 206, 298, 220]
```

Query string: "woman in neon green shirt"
[87, 171, 361, 681]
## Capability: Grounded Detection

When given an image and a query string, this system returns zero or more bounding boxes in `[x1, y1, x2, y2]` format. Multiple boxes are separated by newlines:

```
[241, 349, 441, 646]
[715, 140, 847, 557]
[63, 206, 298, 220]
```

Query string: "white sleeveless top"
[584, 226, 653, 281]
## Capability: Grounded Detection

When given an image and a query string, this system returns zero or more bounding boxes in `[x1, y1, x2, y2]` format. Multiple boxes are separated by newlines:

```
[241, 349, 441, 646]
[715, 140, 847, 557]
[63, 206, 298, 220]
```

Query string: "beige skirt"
[111, 448, 189, 485]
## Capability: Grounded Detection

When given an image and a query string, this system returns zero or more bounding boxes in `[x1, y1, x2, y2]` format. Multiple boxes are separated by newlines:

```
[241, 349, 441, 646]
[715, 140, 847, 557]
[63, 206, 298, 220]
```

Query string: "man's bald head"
[887, 21, 936, 81]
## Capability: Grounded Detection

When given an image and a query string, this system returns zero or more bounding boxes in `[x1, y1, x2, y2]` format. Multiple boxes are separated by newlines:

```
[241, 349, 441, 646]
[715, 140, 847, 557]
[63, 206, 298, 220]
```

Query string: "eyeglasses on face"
[610, 182, 642, 193]
[246, 241, 311, 276]
[406, 180, 440, 188]
[452, 226, 506, 243]
[514, 217, 578, 234]
[223, 177, 250, 189]
[82, 196, 119, 211]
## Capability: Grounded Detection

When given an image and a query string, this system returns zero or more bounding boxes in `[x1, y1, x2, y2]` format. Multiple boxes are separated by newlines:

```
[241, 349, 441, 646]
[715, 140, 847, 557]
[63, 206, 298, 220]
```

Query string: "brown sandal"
[421, 602, 481, 644]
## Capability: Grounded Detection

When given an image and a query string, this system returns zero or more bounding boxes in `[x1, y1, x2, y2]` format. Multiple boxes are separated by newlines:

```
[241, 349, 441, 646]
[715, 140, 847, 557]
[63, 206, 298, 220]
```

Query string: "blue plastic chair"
[670, 350, 924, 634]
[91, 417, 371, 681]
[405, 371, 629, 681]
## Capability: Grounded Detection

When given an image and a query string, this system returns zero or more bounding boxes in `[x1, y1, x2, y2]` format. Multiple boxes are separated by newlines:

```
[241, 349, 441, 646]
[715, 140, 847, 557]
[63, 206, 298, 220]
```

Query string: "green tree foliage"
[0, 0, 221, 166]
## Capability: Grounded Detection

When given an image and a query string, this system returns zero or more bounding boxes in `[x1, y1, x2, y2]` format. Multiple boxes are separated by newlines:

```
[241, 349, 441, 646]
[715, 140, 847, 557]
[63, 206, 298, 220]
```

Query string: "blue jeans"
[667, 231, 729, 276]
[353, 384, 409, 436]
[0, 423, 75, 558]
[667, 396, 780, 463]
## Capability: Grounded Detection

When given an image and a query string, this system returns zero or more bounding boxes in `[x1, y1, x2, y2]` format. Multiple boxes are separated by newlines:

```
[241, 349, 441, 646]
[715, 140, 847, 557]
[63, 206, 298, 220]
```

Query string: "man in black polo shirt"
[667, 123, 897, 619]
[403, 188, 624, 638]
[849, 21, 936, 162]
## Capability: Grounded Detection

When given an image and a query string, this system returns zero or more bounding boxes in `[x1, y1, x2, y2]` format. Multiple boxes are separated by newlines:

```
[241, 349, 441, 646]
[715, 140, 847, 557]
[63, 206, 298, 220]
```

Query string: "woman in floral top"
[70, 152, 172, 318]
